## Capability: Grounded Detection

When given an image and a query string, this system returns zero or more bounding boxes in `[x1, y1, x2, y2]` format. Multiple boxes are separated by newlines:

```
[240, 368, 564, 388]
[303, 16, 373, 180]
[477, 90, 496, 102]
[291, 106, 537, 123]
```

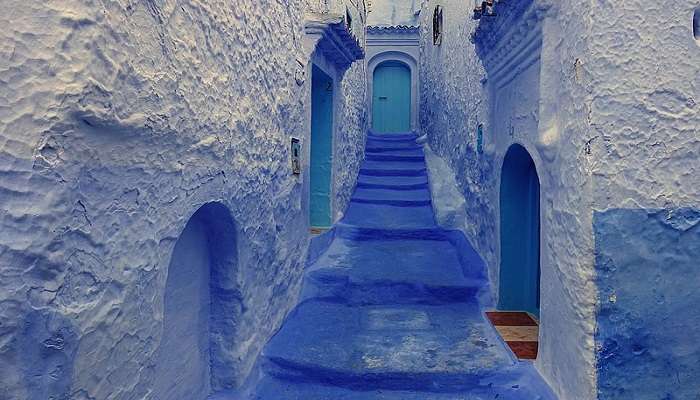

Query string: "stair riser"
[365, 154, 425, 162]
[263, 358, 505, 393]
[356, 182, 430, 190]
[336, 227, 449, 241]
[350, 198, 432, 207]
[365, 146, 424, 153]
[359, 169, 427, 177]
[305, 278, 480, 306]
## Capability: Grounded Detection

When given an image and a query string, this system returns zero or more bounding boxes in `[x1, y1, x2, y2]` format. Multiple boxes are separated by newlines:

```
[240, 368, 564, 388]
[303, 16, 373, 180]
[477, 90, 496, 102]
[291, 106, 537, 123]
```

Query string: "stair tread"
[342, 202, 436, 229]
[307, 238, 485, 288]
[211, 373, 557, 400]
[263, 301, 514, 383]
[362, 160, 427, 170]
[352, 187, 431, 202]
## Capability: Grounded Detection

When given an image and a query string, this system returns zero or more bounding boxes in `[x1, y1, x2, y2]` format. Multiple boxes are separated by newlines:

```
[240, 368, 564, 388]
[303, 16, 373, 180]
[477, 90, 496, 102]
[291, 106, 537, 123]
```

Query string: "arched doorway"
[372, 60, 411, 133]
[499, 144, 541, 318]
[154, 202, 239, 399]
[310, 65, 334, 228]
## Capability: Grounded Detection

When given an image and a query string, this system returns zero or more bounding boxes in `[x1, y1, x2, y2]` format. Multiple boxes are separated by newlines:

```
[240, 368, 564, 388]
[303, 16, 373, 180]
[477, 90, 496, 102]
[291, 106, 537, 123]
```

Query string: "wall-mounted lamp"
[473, 0, 496, 20]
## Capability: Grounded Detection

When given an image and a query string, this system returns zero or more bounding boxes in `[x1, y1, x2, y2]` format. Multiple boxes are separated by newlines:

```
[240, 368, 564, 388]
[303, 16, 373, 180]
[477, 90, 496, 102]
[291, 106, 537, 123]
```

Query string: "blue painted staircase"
[211, 132, 557, 400]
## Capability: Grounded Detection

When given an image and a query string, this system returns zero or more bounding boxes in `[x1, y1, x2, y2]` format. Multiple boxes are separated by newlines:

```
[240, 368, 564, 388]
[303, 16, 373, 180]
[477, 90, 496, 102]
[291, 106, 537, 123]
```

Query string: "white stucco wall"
[420, 0, 700, 399]
[585, 2, 700, 399]
[419, 1, 597, 399]
[0, 1, 366, 399]
[368, 0, 420, 26]
[585, 1, 700, 210]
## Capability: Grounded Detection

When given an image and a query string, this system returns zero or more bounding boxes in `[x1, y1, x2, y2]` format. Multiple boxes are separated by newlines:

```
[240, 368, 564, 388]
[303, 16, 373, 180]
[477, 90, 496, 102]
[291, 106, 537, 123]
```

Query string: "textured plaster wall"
[586, 1, 700, 398]
[368, 0, 420, 26]
[420, 0, 700, 399]
[332, 61, 368, 221]
[418, 1, 598, 399]
[587, 0, 700, 211]
[594, 208, 700, 400]
[0, 1, 366, 399]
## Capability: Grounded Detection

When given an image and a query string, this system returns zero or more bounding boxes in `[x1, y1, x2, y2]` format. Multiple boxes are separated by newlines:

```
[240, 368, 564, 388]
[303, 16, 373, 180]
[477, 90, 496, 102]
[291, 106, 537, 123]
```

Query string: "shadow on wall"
[499, 144, 541, 319]
[153, 202, 240, 399]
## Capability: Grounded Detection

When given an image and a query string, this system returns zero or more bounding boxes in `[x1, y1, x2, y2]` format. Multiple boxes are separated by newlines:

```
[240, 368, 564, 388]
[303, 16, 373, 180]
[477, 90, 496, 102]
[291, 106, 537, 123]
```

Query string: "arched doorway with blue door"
[309, 65, 334, 228]
[499, 144, 541, 318]
[372, 60, 411, 133]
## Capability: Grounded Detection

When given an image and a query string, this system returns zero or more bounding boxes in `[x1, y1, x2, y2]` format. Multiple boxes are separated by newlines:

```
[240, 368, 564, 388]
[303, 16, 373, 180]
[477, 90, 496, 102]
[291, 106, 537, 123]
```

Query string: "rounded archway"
[372, 60, 412, 133]
[367, 51, 418, 133]
[154, 202, 239, 399]
[499, 144, 541, 318]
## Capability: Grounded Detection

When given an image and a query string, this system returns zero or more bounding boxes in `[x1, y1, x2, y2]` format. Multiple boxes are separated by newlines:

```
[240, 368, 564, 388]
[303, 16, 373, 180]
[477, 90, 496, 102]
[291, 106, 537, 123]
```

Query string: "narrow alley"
[1, 1, 698, 400]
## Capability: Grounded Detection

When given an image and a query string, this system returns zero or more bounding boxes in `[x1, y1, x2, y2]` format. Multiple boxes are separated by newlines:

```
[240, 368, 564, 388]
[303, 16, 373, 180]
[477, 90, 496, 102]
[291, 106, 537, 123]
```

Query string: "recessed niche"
[694, 7, 700, 43]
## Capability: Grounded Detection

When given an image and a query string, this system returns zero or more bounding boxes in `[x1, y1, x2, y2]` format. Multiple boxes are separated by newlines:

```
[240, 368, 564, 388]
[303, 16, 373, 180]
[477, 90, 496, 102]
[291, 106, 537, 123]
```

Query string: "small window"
[694, 7, 700, 43]
[433, 5, 443, 46]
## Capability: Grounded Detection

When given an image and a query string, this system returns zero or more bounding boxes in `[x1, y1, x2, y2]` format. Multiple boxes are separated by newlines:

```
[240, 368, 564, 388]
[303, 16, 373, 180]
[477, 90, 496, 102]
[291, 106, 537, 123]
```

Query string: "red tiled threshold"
[486, 311, 539, 360]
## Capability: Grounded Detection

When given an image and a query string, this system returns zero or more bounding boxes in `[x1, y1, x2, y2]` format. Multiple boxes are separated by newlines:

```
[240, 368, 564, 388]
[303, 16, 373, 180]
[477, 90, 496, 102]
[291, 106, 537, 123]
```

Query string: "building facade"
[419, 0, 700, 399]
[0, 1, 367, 399]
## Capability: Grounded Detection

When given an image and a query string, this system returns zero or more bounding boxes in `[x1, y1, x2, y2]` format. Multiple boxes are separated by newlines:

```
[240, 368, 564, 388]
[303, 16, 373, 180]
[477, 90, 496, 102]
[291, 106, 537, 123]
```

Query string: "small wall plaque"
[291, 137, 302, 174]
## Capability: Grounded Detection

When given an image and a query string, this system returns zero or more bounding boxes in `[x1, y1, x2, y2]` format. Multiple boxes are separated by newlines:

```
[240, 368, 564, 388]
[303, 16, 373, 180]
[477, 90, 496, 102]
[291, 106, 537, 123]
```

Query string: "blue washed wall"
[595, 208, 700, 400]
[0, 1, 367, 398]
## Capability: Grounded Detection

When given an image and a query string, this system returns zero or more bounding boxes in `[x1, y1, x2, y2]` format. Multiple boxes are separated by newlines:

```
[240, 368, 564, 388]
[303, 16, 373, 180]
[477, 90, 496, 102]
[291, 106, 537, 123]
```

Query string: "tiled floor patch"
[486, 311, 539, 360]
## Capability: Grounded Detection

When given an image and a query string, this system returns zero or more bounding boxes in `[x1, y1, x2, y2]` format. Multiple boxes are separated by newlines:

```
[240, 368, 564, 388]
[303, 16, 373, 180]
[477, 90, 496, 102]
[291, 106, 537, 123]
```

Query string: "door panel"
[310, 66, 333, 228]
[372, 63, 411, 133]
[499, 144, 541, 318]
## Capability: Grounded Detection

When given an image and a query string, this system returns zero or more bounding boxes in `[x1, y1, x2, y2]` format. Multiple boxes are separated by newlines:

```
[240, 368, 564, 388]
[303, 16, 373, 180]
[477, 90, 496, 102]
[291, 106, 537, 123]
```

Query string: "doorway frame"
[367, 51, 419, 132]
[303, 58, 340, 229]
[496, 142, 543, 319]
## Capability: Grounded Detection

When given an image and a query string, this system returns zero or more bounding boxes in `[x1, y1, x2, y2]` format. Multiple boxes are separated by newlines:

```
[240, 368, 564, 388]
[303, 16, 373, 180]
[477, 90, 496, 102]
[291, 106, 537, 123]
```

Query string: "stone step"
[357, 174, 428, 186]
[303, 238, 486, 305]
[353, 187, 431, 202]
[351, 186, 432, 207]
[365, 141, 423, 151]
[341, 203, 436, 229]
[350, 198, 431, 207]
[356, 181, 429, 191]
[262, 301, 516, 392]
[359, 168, 427, 177]
[362, 160, 426, 171]
[365, 146, 424, 156]
[211, 373, 557, 400]
[365, 153, 425, 162]
[367, 133, 418, 142]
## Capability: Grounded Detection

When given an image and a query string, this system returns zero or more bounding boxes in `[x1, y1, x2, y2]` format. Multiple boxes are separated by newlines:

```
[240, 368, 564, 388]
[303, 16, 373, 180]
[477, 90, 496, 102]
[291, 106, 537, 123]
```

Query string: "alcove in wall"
[154, 202, 239, 399]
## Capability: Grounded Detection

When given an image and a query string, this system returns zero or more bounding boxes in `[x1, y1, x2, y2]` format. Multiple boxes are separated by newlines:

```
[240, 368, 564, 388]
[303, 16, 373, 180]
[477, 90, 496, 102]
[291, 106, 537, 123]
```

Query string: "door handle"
[378, 96, 388, 100]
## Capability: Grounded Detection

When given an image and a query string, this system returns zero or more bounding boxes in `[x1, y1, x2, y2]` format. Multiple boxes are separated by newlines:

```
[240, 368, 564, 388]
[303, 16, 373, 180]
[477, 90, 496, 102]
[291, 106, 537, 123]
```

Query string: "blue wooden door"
[499, 144, 541, 317]
[372, 62, 411, 133]
[310, 66, 333, 228]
